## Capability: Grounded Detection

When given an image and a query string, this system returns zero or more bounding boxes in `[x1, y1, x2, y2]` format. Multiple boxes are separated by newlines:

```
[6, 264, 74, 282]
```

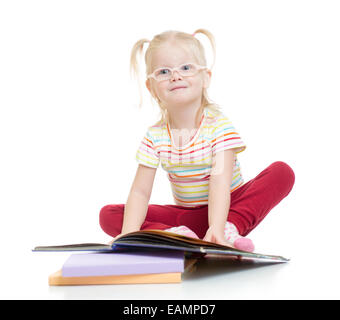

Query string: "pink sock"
[164, 226, 199, 239]
[224, 221, 255, 252]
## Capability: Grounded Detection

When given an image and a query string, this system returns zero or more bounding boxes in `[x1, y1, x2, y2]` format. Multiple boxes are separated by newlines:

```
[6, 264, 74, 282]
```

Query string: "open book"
[33, 229, 289, 263]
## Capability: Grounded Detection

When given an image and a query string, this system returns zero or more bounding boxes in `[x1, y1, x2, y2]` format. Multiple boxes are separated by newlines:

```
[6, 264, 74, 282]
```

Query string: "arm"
[203, 149, 235, 245]
[120, 164, 157, 235]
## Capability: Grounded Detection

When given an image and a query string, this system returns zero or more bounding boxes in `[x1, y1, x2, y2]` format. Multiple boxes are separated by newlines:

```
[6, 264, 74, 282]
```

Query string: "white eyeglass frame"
[147, 62, 208, 81]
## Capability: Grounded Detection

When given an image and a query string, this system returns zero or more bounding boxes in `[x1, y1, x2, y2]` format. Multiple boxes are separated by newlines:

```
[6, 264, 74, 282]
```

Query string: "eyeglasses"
[147, 62, 207, 82]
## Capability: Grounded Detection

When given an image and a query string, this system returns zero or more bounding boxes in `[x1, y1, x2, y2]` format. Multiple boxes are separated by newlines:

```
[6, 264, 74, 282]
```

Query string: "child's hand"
[108, 227, 141, 245]
[107, 233, 124, 245]
[203, 226, 234, 247]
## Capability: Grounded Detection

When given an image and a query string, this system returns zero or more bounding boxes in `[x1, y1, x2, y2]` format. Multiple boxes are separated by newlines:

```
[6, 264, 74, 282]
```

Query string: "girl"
[99, 29, 295, 252]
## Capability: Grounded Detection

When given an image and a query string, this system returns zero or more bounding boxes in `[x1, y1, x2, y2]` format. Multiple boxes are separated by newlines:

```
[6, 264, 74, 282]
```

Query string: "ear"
[203, 69, 212, 89]
[146, 78, 159, 101]
[145, 79, 151, 93]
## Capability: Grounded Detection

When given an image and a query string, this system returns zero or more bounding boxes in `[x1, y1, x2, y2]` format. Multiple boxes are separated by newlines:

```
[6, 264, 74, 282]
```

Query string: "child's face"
[145, 41, 211, 111]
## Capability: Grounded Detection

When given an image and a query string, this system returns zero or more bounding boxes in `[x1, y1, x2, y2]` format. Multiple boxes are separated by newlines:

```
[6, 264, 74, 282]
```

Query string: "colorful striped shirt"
[136, 107, 246, 207]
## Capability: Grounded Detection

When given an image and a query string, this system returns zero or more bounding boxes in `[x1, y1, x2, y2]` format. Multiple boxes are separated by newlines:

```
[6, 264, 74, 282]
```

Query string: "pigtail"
[191, 28, 216, 70]
[191, 28, 221, 117]
[130, 38, 150, 108]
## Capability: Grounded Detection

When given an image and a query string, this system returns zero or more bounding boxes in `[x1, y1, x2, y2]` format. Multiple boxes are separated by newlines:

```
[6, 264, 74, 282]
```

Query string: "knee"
[99, 204, 124, 232]
[99, 205, 111, 231]
[99, 204, 110, 222]
[269, 161, 295, 194]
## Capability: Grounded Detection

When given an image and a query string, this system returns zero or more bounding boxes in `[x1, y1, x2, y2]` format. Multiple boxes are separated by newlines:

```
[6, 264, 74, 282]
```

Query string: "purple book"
[62, 250, 185, 277]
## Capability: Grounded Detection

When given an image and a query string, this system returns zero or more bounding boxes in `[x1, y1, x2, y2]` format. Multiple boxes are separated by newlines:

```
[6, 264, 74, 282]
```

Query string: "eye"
[156, 68, 171, 75]
[181, 64, 192, 71]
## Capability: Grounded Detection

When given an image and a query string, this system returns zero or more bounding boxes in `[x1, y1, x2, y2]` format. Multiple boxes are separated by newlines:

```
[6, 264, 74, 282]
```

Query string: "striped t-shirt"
[136, 107, 246, 207]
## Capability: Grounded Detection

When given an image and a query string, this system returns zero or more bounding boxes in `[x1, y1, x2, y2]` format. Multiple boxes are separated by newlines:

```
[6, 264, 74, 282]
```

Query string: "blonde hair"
[130, 28, 221, 124]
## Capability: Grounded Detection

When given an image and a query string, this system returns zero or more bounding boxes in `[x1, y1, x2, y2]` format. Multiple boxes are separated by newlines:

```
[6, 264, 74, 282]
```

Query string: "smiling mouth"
[171, 87, 187, 91]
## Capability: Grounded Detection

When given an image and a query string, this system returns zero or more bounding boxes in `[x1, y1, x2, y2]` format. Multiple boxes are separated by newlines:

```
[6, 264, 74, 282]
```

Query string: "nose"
[170, 70, 182, 81]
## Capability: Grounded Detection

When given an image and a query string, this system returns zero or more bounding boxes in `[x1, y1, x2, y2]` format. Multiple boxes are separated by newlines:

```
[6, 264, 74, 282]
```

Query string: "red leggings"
[99, 161, 295, 239]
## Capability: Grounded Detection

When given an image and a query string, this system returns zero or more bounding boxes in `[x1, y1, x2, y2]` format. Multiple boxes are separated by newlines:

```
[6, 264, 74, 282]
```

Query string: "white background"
[0, 0, 339, 299]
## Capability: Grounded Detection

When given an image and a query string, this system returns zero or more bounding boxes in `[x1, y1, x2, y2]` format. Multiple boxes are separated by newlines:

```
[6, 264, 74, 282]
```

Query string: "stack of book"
[48, 250, 197, 286]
